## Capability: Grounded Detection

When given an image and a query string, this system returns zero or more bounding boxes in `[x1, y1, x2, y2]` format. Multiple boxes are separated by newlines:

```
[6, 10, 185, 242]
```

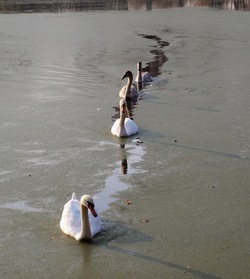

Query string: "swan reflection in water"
[119, 138, 144, 175]
[120, 144, 128, 174]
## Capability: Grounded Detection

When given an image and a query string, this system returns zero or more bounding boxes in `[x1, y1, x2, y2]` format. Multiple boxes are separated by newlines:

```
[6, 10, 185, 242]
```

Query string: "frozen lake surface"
[0, 2, 250, 278]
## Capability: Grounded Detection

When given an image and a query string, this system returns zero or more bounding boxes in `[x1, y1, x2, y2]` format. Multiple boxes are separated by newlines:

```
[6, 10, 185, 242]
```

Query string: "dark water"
[1, 0, 250, 13]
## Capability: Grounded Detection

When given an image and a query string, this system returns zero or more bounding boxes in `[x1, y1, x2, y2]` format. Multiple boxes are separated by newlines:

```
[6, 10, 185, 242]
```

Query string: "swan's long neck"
[80, 204, 91, 239]
[119, 104, 128, 137]
[137, 66, 142, 83]
[125, 76, 132, 98]
[136, 65, 143, 91]
[120, 106, 126, 127]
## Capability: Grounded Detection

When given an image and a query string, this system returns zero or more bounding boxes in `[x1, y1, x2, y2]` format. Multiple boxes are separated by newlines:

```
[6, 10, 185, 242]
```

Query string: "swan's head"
[80, 195, 98, 217]
[119, 99, 127, 114]
[121, 71, 133, 80]
[137, 62, 142, 71]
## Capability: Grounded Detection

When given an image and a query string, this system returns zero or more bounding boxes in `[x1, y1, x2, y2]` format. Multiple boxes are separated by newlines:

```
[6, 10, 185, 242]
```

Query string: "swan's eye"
[87, 201, 95, 208]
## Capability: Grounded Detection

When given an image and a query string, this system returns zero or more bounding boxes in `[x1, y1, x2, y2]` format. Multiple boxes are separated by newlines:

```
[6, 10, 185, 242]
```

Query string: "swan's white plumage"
[119, 84, 138, 99]
[111, 99, 138, 137]
[60, 193, 101, 241]
[135, 61, 153, 83]
[111, 118, 138, 137]
[119, 71, 139, 99]
[141, 71, 153, 82]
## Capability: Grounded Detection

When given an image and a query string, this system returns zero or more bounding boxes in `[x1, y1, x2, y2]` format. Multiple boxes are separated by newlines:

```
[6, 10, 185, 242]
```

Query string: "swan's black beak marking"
[121, 73, 127, 80]
[88, 202, 98, 218]
[122, 103, 126, 113]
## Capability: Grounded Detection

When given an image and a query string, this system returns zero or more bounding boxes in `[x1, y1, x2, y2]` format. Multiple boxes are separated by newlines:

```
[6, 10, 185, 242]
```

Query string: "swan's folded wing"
[60, 200, 81, 236]
[111, 119, 121, 137]
[142, 72, 153, 82]
[119, 85, 127, 98]
[124, 118, 138, 136]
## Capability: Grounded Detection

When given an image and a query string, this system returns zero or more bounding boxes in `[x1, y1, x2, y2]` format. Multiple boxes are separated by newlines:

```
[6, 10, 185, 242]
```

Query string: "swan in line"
[119, 71, 139, 99]
[60, 193, 101, 241]
[111, 99, 138, 137]
[135, 61, 153, 83]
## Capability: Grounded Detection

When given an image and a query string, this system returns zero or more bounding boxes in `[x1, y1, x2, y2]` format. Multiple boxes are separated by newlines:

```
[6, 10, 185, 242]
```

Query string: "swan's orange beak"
[88, 204, 98, 218]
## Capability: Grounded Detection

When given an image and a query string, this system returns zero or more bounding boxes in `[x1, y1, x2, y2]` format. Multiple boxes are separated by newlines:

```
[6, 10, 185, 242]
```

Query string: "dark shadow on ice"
[103, 245, 222, 279]
[167, 142, 250, 160]
[85, 220, 222, 279]
[138, 33, 169, 78]
[94, 220, 154, 244]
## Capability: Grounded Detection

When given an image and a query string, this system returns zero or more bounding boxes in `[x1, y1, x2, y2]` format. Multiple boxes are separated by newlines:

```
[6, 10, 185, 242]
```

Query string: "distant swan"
[111, 99, 138, 137]
[60, 193, 101, 241]
[119, 71, 139, 99]
[135, 62, 153, 83]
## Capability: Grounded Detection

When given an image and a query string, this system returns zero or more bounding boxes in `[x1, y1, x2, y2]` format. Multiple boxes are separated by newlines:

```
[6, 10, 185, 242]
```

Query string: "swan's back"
[60, 193, 81, 238]
[111, 119, 122, 137]
[119, 85, 138, 99]
[124, 118, 138, 136]
[135, 62, 153, 83]
[142, 71, 153, 82]
[136, 71, 153, 83]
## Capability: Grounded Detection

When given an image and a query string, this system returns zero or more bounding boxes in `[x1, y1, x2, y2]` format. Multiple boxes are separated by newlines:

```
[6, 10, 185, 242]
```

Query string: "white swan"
[60, 193, 101, 241]
[119, 71, 139, 99]
[135, 62, 153, 83]
[111, 99, 138, 137]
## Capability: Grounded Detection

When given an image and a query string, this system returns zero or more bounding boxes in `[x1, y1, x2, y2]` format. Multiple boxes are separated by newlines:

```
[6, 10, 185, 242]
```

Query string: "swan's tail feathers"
[72, 192, 77, 200]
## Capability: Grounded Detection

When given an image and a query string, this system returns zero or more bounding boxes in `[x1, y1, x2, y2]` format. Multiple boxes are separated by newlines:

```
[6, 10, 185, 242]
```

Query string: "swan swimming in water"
[111, 99, 138, 137]
[119, 71, 139, 99]
[60, 193, 101, 241]
[135, 61, 153, 83]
